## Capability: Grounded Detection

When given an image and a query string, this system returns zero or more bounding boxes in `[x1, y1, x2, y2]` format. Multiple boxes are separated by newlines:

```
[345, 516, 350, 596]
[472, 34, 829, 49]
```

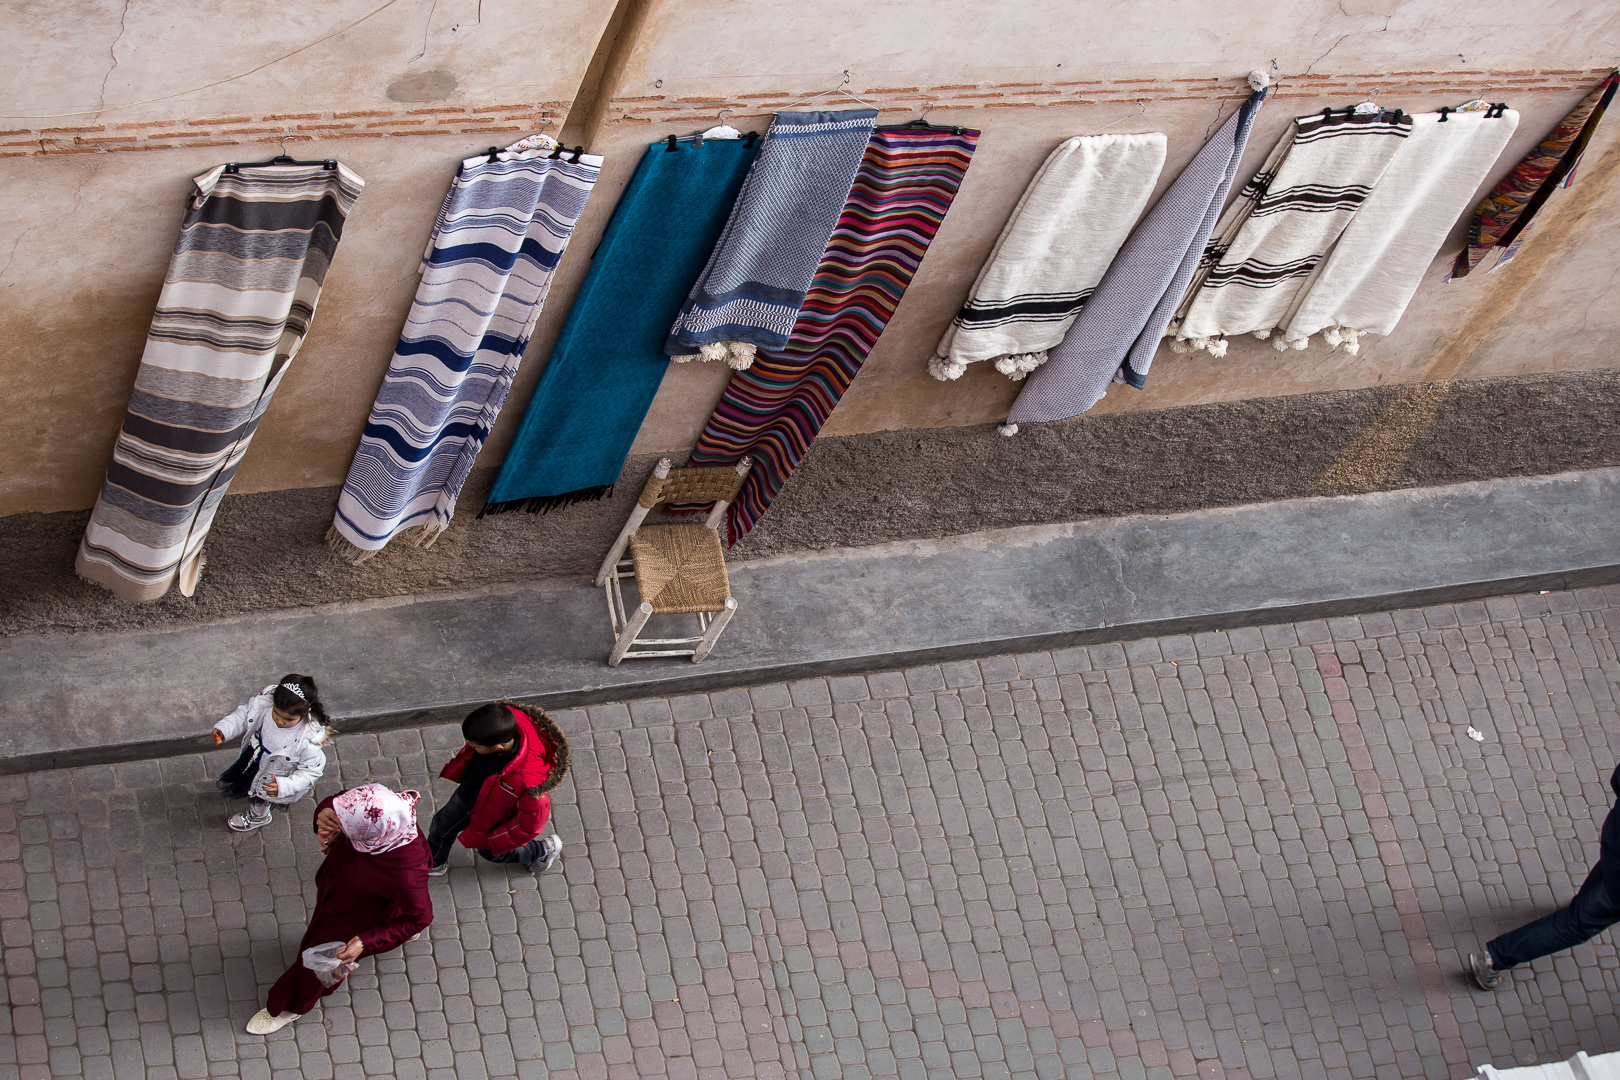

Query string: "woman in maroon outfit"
[246, 783, 433, 1034]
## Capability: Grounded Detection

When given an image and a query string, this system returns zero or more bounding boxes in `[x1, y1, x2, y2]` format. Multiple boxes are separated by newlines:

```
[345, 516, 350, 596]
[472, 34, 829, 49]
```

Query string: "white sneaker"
[245, 1008, 299, 1034]
[228, 810, 273, 832]
[427, 862, 449, 878]
[534, 834, 563, 873]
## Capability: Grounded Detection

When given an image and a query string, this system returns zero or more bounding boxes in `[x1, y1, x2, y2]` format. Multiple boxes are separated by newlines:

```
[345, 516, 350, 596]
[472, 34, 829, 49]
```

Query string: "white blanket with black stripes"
[1168, 109, 1412, 355]
[1280, 108, 1519, 353]
[929, 132, 1165, 381]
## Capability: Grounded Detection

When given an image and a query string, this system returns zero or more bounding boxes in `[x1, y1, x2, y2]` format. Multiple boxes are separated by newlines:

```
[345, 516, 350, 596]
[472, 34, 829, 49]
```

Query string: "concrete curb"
[4, 467, 1616, 774]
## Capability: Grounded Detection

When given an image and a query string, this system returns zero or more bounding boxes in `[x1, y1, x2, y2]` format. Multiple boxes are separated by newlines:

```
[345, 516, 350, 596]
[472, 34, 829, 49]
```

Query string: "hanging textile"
[482, 137, 758, 514]
[1004, 89, 1265, 429]
[929, 132, 1166, 382]
[663, 109, 878, 369]
[330, 140, 601, 554]
[1168, 108, 1412, 355]
[1454, 71, 1617, 278]
[77, 162, 365, 601]
[685, 126, 979, 545]
[1279, 108, 1519, 353]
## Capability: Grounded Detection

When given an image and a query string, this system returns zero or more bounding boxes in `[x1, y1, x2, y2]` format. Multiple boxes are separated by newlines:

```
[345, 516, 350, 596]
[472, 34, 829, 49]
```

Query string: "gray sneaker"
[427, 862, 449, 878]
[1469, 951, 1505, 990]
[228, 809, 272, 832]
[534, 835, 563, 874]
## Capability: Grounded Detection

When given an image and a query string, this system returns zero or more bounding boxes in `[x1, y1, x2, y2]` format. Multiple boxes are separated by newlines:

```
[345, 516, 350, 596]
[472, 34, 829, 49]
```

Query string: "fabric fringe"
[325, 524, 381, 565]
[992, 351, 1048, 380]
[671, 341, 758, 369]
[479, 485, 615, 517]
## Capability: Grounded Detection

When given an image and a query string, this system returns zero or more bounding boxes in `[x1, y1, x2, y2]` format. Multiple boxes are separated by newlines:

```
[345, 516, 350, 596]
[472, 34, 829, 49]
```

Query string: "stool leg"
[692, 597, 738, 663]
[609, 601, 655, 666]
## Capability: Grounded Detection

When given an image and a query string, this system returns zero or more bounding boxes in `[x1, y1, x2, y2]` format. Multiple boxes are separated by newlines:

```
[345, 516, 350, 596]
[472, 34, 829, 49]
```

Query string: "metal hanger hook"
[717, 107, 734, 124]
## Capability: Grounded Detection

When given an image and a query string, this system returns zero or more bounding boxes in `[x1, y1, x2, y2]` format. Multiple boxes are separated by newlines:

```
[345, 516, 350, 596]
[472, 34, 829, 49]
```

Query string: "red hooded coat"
[438, 706, 556, 854]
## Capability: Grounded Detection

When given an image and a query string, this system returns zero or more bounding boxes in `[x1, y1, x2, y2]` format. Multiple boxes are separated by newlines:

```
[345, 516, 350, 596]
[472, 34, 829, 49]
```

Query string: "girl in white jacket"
[211, 674, 333, 832]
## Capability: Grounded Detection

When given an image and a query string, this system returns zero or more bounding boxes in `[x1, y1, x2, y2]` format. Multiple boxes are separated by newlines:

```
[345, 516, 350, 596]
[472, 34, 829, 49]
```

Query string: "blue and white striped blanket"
[331, 143, 601, 553]
[664, 109, 877, 366]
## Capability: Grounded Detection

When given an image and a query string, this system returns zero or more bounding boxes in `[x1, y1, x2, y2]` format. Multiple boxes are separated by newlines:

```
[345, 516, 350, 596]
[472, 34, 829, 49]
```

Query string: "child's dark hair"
[462, 703, 518, 746]
[272, 674, 331, 727]
[464, 701, 571, 794]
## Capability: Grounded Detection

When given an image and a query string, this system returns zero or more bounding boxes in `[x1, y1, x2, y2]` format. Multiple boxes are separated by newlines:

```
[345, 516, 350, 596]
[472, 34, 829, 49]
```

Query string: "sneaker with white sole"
[245, 1008, 299, 1034]
[1469, 951, 1505, 990]
[228, 810, 273, 833]
[534, 834, 563, 874]
[427, 862, 449, 878]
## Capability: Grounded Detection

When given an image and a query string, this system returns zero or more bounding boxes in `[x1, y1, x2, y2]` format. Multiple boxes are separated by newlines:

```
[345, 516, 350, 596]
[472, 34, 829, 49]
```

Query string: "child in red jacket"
[426, 701, 571, 876]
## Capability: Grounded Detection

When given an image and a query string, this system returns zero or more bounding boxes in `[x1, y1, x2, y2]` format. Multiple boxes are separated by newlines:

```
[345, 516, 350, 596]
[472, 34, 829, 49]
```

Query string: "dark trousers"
[1488, 860, 1620, 969]
[426, 785, 544, 869]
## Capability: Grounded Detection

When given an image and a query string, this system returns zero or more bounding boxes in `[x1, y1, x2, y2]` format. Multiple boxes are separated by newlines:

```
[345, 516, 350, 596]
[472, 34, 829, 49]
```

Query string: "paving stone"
[8, 587, 1619, 1079]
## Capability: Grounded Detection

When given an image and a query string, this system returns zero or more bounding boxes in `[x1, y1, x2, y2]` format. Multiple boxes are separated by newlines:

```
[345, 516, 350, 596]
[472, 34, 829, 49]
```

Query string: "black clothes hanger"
[664, 130, 761, 151]
[879, 104, 965, 135]
[225, 137, 336, 174]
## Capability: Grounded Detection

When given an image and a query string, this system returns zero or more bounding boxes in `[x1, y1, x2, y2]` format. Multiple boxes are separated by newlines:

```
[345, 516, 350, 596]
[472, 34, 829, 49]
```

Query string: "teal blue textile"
[484, 137, 757, 511]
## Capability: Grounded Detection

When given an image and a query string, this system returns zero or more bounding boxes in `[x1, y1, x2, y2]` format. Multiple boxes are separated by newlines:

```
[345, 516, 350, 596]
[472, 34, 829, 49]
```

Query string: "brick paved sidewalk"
[0, 587, 1617, 1080]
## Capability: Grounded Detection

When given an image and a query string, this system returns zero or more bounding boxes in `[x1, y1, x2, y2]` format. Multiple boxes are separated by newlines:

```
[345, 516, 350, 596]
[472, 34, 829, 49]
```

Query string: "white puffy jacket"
[214, 686, 330, 805]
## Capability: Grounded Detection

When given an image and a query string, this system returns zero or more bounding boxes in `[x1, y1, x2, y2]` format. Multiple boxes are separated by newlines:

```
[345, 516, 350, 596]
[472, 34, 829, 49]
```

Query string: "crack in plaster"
[96, 0, 133, 118]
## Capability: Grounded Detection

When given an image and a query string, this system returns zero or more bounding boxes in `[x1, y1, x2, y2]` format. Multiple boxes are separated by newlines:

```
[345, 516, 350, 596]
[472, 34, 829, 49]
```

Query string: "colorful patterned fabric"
[77, 162, 364, 601]
[1169, 108, 1411, 355]
[331, 143, 601, 553]
[686, 127, 979, 544]
[664, 110, 878, 365]
[929, 133, 1166, 382]
[482, 137, 757, 513]
[1006, 90, 1265, 427]
[1454, 71, 1618, 277]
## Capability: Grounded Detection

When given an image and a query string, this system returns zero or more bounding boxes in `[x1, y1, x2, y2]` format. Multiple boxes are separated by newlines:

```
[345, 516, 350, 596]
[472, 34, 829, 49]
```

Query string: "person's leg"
[478, 839, 543, 867]
[426, 787, 473, 869]
[249, 797, 273, 821]
[1487, 864, 1620, 970]
[478, 834, 562, 872]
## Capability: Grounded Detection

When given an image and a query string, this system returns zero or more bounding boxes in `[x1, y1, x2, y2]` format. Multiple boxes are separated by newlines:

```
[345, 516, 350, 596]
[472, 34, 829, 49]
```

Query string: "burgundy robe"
[266, 792, 434, 1015]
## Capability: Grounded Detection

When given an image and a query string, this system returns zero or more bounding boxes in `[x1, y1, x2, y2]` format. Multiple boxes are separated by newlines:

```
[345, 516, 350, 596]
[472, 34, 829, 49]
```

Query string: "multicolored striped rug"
[685, 126, 979, 545]
[77, 162, 365, 600]
[1453, 70, 1617, 278]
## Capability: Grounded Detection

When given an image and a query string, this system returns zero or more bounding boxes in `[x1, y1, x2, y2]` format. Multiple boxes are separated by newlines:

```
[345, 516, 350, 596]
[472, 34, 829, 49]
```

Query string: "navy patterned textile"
[664, 110, 877, 363]
[331, 141, 601, 553]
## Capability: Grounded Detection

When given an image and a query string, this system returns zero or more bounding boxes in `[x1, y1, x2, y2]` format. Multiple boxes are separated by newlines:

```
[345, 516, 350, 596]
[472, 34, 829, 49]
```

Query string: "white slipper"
[245, 1008, 299, 1035]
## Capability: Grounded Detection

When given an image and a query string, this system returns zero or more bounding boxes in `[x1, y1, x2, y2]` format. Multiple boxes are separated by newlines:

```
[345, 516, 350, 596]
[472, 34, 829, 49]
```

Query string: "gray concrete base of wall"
[2, 467, 1615, 775]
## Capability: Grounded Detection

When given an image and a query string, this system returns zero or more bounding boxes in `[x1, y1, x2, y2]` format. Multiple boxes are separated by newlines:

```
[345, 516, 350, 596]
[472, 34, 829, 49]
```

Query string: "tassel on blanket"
[992, 352, 1048, 380]
[928, 354, 968, 380]
[479, 485, 615, 517]
[671, 341, 758, 369]
[325, 525, 381, 565]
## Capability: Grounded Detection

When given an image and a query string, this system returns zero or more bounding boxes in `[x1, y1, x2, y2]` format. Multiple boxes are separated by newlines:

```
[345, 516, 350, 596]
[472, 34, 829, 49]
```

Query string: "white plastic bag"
[301, 941, 357, 987]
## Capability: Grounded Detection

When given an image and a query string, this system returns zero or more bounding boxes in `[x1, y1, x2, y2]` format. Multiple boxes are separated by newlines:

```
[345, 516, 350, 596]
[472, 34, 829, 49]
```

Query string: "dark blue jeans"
[426, 785, 544, 868]
[1487, 861, 1620, 969]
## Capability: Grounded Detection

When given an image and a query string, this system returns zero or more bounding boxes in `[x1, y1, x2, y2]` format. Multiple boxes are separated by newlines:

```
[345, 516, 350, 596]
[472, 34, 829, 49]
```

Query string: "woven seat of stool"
[628, 524, 732, 614]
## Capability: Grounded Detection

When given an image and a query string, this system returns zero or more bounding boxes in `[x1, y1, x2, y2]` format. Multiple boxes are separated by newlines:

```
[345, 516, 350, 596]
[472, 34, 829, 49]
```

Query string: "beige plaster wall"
[7, 0, 613, 124]
[1, 0, 1616, 515]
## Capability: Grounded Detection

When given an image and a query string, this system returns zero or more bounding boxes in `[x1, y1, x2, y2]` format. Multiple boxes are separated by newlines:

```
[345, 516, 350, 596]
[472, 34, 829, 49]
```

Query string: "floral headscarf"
[332, 784, 420, 854]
